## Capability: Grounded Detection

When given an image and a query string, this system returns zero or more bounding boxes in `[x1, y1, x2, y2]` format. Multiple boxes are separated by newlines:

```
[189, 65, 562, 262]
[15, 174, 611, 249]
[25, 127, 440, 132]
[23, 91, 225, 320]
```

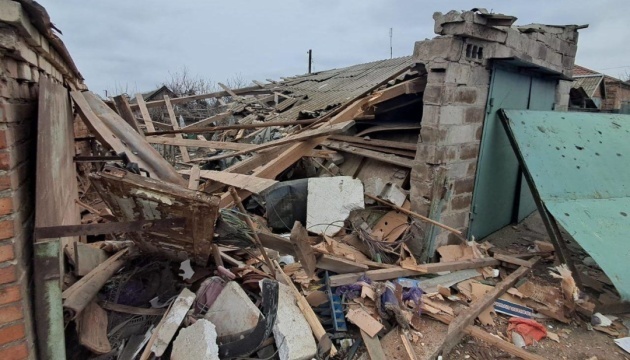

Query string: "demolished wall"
[410, 10, 580, 251]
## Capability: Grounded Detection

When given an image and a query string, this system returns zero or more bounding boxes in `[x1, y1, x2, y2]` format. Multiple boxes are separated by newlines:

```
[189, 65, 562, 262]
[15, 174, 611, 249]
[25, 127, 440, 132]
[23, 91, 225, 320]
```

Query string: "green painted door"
[469, 65, 557, 239]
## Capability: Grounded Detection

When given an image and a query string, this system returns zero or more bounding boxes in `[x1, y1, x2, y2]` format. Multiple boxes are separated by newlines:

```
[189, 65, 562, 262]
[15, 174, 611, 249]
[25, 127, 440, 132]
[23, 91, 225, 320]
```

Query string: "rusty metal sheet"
[501, 109, 630, 300]
[90, 166, 220, 265]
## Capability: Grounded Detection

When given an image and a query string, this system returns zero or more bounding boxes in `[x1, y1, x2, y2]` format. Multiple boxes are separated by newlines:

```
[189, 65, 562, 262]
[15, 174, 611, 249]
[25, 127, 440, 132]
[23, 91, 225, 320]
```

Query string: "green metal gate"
[469, 64, 557, 239]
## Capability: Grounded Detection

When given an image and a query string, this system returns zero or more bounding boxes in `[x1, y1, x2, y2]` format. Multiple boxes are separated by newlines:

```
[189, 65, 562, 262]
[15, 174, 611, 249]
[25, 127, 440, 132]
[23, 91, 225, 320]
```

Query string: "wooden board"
[290, 221, 317, 277]
[182, 111, 232, 130]
[200, 120, 355, 162]
[164, 95, 190, 162]
[78, 301, 111, 354]
[135, 93, 156, 132]
[328, 135, 417, 151]
[323, 141, 412, 168]
[187, 165, 201, 190]
[89, 165, 219, 265]
[361, 330, 386, 360]
[36, 77, 81, 234]
[71, 91, 186, 186]
[113, 95, 142, 134]
[316, 254, 369, 273]
[179, 169, 277, 194]
[347, 308, 384, 337]
[329, 258, 499, 287]
[147, 136, 256, 151]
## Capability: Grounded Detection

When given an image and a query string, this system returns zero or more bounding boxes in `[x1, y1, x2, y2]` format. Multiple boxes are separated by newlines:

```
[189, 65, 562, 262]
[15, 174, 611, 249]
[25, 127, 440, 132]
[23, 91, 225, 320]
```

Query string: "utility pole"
[389, 28, 393, 59]
[307, 49, 313, 74]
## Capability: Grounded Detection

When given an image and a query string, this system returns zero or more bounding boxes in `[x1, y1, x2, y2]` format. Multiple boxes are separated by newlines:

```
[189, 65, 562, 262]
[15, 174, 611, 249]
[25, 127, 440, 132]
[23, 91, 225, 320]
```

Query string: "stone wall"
[0, 1, 83, 358]
[410, 10, 580, 254]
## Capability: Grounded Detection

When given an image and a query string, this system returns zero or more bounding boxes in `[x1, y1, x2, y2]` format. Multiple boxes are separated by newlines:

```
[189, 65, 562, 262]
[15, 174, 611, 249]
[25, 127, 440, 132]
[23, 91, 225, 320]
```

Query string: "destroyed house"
[2, 1, 630, 359]
[570, 64, 630, 113]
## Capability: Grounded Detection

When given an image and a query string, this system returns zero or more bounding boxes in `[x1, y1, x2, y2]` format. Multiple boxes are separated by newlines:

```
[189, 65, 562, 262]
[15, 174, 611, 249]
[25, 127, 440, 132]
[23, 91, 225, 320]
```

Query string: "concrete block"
[273, 283, 317, 360]
[172, 319, 219, 360]
[439, 105, 466, 125]
[444, 124, 478, 145]
[444, 63, 471, 85]
[413, 36, 463, 63]
[306, 176, 364, 236]
[447, 162, 469, 179]
[204, 281, 262, 341]
[442, 22, 508, 43]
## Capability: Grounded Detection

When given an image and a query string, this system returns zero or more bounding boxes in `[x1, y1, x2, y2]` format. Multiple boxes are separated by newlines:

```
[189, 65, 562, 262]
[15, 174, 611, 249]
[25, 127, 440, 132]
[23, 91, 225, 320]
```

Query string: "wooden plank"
[63, 249, 130, 319]
[129, 84, 272, 109]
[329, 258, 499, 287]
[290, 221, 317, 277]
[181, 111, 233, 130]
[316, 254, 369, 273]
[356, 124, 421, 137]
[35, 218, 186, 239]
[135, 93, 155, 132]
[400, 331, 419, 360]
[187, 165, 201, 190]
[347, 308, 384, 337]
[275, 261, 338, 356]
[179, 169, 277, 194]
[493, 253, 533, 268]
[149, 288, 196, 357]
[147, 118, 320, 136]
[196, 120, 355, 162]
[77, 301, 111, 354]
[147, 136, 256, 151]
[74, 243, 109, 276]
[328, 135, 417, 151]
[363, 77, 427, 109]
[113, 95, 142, 134]
[428, 313, 545, 360]
[72, 91, 186, 186]
[164, 95, 190, 162]
[437, 257, 541, 358]
[323, 141, 412, 168]
[361, 330, 386, 360]
[331, 140, 416, 158]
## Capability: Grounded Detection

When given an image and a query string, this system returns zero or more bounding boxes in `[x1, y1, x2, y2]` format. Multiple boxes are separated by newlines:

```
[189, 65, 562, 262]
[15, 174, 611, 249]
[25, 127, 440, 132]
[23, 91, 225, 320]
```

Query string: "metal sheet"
[501, 109, 630, 300]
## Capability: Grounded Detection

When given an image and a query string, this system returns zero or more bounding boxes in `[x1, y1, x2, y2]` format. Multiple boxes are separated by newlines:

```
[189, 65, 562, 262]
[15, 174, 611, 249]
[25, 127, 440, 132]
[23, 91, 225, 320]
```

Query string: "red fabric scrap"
[507, 317, 547, 345]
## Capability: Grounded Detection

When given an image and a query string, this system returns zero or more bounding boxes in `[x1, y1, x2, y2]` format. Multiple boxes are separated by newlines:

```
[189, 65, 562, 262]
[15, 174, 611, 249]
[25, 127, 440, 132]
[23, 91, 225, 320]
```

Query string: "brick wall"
[0, 55, 38, 360]
[0, 1, 84, 358]
[410, 10, 580, 255]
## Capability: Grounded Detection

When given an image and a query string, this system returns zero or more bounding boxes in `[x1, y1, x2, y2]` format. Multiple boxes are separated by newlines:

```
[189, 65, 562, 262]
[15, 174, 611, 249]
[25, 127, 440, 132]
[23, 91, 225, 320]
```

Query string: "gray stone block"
[172, 319, 219, 360]
[273, 283, 317, 360]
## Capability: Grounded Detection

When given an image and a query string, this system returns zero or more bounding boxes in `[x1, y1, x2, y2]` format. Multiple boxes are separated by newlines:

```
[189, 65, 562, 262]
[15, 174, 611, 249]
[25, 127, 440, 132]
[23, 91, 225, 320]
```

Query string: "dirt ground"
[445, 212, 629, 360]
[358, 212, 630, 360]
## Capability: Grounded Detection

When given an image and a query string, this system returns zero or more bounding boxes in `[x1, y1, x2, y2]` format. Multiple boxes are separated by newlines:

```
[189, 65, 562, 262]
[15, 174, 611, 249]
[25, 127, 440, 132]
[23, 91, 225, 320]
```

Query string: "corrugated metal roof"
[268, 56, 417, 122]
[571, 75, 603, 97]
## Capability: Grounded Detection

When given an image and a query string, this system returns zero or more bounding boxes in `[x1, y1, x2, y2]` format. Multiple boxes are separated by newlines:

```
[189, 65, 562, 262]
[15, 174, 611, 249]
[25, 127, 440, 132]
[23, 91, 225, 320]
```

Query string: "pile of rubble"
[48, 61, 627, 359]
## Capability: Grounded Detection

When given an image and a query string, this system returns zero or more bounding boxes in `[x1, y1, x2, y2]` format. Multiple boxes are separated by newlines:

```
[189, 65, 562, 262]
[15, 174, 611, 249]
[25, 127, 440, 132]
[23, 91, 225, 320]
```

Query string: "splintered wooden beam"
[181, 111, 233, 130]
[113, 95, 142, 134]
[135, 93, 156, 132]
[164, 95, 190, 162]
[435, 256, 541, 358]
[146, 118, 319, 136]
[34, 218, 186, 239]
[187, 165, 201, 190]
[328, 135, 417, 151]
[323, 141, 413, 168]
[147, 136, 256, 151]
[179, 169, 277, 194]
[196, 120, 355, 162]
[290, 221, 317, 277]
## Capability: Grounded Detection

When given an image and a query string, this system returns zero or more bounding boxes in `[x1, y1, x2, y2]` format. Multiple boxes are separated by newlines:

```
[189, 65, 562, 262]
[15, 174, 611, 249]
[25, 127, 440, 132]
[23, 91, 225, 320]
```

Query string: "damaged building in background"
[1, 1, 630, 360]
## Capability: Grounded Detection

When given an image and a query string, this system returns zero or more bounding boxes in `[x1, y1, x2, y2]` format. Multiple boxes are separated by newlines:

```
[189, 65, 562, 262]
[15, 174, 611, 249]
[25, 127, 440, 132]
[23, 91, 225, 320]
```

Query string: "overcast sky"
[39, 1, 630, 96]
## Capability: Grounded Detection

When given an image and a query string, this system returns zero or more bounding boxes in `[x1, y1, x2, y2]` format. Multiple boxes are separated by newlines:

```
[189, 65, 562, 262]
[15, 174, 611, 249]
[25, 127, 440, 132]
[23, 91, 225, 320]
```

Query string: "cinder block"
[273, 283, 317, 360]
[439, 105, 466, 125]
[447, 162, 469, 180]
[445, 124, 478, 145]
[464, 107, 486, 125]
[171, 319, 219, 360]
[444, 63, 471, 85]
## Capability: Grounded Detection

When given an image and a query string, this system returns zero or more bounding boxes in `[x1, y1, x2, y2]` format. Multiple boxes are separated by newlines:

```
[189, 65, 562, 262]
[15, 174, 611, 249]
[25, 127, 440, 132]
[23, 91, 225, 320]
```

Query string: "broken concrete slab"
[204, 281, 262, 341]
[273, 283, 317, 360]
[171, 319, 219, 360]
[151, 288, 196, 357]
[379, 182, 406, 207]
[307, 176, 364, 236]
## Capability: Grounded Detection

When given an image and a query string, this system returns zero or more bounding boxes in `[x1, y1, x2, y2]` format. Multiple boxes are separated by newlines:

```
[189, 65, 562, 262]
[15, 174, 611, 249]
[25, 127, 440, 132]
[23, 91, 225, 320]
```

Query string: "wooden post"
[164, 95, 190, 162]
